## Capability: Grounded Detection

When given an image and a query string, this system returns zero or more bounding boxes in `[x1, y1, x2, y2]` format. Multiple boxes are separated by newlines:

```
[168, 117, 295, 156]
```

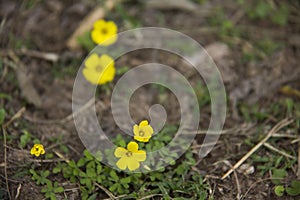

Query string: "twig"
[272, 133, 299, 138]
[3, 107, 26, 128]
[292, 138, 300, 144]
[0, 17, 6, 35]
[139, 194, 163, 200]
[53, 151, 70, 163]
[297, 144, 300, 178]
[233, 170, 241, 200]
[263, 142, 296, 159]
[0, 49, 59, 62]
[222, 160, 241, 199]
[222, 118, 293, 179]
[29, 158, 66, 163]
[94, 182, 117, 200]
[18, 48, 59, 62]
[2, 127, 12, 200]
[15, 184, 21, 199]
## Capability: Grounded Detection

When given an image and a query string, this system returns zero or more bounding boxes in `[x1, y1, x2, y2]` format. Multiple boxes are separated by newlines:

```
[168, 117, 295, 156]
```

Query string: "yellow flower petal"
[106, 21, 117, 33]
[40, 149, 45, 155]
[127, 160, 140, 171]
[134, 135, 151, 143]
[82, 54, 116, 85]
[133, 120, 154, 143]
[114, 147, 127, 158]
[133, 124, 139, 135]
[143, 125, 154, 135]
[116, 157, 128, 170]
[98, 65, 115, 84]
[82, 68, 100, 85]
[99, 54, 113, 66]
[91, 19, 118, 46]
[30, 144, 45, 157]
[101, 35, 118, 46]
[139, 120, 149, 127]
[93, 19, 106, 29]
[84, 53, 99, 69]
[127, 141, 138, 153]
[133, 150, 146, 161]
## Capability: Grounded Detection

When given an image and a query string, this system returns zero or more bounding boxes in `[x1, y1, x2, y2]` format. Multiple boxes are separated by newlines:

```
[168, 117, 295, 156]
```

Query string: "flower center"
[35, 148, 39, 151]
[95, 65, 103, 72]
[101, 28, 108, 35]
[138, 130, 145, 136]
[126, 152, 132, 157]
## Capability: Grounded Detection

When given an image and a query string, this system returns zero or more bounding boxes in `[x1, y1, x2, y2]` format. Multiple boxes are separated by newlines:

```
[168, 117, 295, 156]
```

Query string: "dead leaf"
[15, 66, 42, 108]
[186, 42, 237, 83]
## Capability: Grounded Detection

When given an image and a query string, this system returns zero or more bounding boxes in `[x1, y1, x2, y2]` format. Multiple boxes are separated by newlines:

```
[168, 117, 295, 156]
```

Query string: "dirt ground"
[0, 0, 300, 199]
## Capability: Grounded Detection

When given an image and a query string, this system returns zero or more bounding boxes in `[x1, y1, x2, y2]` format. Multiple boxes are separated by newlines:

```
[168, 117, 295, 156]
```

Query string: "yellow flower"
[114, 141, 146, 171]
[30, 144, 45, 157]
[133, 120, 154, 142]
[91, 19, 118, 46]
[82, 53, 116, 85]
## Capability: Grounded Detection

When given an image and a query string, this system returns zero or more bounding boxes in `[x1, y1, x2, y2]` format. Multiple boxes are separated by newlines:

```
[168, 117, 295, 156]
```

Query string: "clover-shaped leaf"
[286, 180, 300, 196]
[274, 185, 284, 197]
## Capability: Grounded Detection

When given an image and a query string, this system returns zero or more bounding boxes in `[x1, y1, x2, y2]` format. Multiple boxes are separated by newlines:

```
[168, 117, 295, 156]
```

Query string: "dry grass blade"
[14, 184, 21, 199]
[298, 145, 300, 178]
[263, 142, 296, 159]
[3, 107, 25, 128]
[94, 182, 117, 200]
[2, 127, 12, 200]
[221, 118, 293, 179]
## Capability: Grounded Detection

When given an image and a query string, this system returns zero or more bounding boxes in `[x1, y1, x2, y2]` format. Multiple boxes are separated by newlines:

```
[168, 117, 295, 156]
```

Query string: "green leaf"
[87, 193, 97, 200]
[84, 150, 94, 161]
[77, 31, 95, 51]
[116, 66, 130, 75]
[73, 168, 80, 176]
[54, 186, 64, 193]
[120, 177, 131, 184]
[96, 165, 102, 174]
[43, 170, 50, 178]
[271, 169, 287, 184]
[45, 153, 54, 159]
[41, 187, 49, 193]
[286, 180, 300, 196]
[86, 168, 96, 178]
[77, 158, 86, 167]
[274, 185, 284, 197]
[69, 161, 76, 168]
[60, 145, 69, 153]
[109, 183, 118, 192]
[109, 170, 119, 181]
[79, 171, 87, 177]
[19, 130, 31, 148]
[50, 193, 57, 200]
[86, 161, 95, 169]
[0, 93, 12, 100]
[0, 108, 5, 126]
[53, 167, 61, 174]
